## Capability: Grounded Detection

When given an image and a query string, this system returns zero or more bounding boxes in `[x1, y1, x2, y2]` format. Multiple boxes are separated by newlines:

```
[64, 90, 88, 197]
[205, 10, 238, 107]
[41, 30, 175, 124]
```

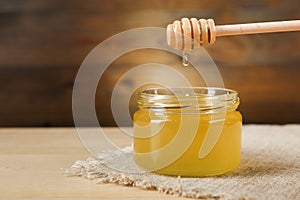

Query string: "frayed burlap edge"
[65, 157, 247, 200]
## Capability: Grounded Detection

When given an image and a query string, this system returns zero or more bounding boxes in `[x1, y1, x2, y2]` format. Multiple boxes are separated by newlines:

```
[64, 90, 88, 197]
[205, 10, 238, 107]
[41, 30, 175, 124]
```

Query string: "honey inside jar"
[133, 87, 242, 177]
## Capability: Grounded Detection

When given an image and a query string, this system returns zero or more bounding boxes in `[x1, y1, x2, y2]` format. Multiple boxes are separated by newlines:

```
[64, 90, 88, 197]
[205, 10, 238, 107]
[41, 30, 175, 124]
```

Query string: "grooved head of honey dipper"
[166, 18, 216, 51]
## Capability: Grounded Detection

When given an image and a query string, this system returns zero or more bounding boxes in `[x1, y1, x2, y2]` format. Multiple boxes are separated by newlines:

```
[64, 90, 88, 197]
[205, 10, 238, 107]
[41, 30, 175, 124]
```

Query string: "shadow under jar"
[133, 87, 242, 177]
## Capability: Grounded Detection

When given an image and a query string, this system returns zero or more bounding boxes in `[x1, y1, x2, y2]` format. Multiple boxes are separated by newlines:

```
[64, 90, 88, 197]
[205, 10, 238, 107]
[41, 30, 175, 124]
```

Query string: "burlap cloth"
[66, 125, 300, 199]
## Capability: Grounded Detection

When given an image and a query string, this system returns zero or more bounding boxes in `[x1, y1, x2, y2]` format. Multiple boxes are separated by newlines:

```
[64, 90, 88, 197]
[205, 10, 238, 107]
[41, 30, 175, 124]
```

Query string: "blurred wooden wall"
[0, 0, 299, 126]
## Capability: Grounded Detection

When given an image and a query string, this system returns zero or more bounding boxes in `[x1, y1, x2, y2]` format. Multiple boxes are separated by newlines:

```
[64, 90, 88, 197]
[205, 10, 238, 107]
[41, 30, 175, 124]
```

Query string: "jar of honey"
[133, 87, 242, 177]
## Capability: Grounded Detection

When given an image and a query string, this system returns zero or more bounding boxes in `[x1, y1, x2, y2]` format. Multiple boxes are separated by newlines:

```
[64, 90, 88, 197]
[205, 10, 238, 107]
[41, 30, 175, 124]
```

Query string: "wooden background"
[0, 0, 299, 126]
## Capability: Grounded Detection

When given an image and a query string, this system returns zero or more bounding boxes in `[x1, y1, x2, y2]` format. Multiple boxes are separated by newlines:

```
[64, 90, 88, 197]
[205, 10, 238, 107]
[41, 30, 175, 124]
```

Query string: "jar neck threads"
[138, 87, 239, 114]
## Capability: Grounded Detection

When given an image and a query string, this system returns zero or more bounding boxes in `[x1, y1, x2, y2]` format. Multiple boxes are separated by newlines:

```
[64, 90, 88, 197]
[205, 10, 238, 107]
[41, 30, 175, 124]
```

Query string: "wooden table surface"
[0, 128, 186, 199]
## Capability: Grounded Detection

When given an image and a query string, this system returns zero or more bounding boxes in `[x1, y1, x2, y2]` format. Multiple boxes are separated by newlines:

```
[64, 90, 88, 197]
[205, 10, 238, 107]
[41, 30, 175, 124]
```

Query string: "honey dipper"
[167, 18, 300, 51]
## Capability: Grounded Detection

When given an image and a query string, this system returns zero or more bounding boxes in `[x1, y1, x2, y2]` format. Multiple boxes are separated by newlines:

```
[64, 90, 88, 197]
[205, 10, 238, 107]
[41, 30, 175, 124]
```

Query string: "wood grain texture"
[0, 0, 299, 126]
[0, 127, 187, 199]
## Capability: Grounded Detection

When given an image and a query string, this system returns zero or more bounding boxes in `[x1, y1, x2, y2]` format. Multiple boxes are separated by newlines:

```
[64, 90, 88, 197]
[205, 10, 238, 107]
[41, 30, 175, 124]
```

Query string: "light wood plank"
[0, 128, 186, 199]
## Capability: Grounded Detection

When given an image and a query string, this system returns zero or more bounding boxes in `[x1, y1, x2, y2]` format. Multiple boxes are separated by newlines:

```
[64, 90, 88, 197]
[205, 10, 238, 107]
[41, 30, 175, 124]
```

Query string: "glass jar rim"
[140, 87, 237, 99]
[137, 87, 239, 113]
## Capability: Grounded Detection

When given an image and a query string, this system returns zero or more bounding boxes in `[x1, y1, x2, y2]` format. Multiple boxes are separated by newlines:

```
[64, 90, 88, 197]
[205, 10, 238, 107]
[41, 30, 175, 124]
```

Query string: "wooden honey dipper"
[167, 18, 300, 51]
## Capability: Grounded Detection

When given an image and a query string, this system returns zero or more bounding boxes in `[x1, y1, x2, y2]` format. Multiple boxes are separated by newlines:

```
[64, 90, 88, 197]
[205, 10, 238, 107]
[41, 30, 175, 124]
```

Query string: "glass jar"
[133, 87, 242, 177]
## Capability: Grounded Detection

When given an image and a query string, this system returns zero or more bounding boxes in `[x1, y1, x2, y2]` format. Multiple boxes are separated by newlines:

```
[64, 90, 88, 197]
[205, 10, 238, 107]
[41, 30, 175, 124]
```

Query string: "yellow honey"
[133, 87, 242, 177]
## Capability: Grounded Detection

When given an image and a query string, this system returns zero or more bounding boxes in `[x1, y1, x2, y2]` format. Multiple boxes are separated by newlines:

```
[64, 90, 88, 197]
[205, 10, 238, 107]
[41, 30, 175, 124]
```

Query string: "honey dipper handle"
[215, 20, 300, 37]
[167, 18, 300, 50]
